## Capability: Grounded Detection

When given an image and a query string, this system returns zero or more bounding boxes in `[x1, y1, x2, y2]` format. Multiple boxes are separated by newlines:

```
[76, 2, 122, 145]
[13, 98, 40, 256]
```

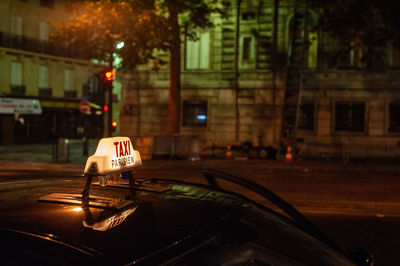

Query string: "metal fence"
[0, 31, 88, 60]
[342, 137, 400, 162]
[298, 137, 400, 161]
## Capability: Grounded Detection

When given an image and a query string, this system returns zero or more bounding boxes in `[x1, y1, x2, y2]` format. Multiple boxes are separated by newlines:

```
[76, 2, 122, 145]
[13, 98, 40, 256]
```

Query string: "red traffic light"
[103, 105, 109, 113]
[105, 70, 116, 81]
[111, 121, 118, 132]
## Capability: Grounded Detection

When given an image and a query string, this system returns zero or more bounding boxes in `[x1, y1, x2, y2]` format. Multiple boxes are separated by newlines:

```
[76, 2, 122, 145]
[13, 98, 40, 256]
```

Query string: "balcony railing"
[39, 87, 52, 97]
[0, 31, 89, 60]
[64, 90, 77, 98]
[10, 85, 26, 96]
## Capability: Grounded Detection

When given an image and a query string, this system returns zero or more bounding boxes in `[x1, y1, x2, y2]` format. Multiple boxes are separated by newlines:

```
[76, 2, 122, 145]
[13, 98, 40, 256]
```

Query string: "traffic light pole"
[107, 81, 113, 137]
[107, 57, 113, 137]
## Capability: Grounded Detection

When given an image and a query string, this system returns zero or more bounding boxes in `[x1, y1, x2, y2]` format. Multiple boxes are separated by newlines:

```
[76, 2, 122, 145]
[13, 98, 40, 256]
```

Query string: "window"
[65, 0, 76, 13]
[11, 62, 24, 95]
[64, 69, 73, 91]
[39, 22, 49, 41]
[388, 43, 400, 68]
[335, 102, 365, 132]
[11, 62, 22, 86]
[240, 36, 255, 64]
[242, 12, 256, 21]
[287, 13, 318, 69]
[298, 102, 314, 130]
[182, 100, 207, 127]
[307, 32, 318, 68]
[242, 37, 252, 61]
[389, 103, 400, 132]
[186, 31, 210, 69]
[11, 16, 22, 36]
[336, 38, 366, 69]
[40, 0, 54, 8]
[39, 65, 49, 88]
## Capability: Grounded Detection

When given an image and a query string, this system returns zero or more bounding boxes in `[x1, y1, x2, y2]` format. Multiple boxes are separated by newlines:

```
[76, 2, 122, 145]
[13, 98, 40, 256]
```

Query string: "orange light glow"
[112, 121, 118, 127]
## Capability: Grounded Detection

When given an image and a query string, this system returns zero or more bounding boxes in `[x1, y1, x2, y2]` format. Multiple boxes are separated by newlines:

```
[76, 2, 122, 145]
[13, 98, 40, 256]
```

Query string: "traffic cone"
[225, 145, 232, 160]
[285, 145, 293, 163]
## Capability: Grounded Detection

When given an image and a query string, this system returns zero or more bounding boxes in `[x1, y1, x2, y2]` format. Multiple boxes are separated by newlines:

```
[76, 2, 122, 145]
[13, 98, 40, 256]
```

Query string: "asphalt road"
[1, 159, 400, 265]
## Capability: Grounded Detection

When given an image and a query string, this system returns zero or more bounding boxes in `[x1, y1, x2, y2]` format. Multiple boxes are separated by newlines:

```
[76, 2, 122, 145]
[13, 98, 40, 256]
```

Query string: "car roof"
[0, 178, 355, 265]
[0, 179, 241, 264]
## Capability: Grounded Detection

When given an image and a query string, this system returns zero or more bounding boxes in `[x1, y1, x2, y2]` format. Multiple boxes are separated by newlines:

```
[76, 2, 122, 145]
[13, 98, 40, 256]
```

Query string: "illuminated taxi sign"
[84, 137, 142, 176]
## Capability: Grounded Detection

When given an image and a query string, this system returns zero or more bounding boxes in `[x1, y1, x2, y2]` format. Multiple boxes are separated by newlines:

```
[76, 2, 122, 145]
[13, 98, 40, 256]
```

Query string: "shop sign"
[0, 98, 42, 115]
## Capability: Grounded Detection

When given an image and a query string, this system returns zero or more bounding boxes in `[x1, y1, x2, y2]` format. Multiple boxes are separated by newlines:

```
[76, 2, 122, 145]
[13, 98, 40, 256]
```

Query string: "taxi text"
[111, 140, 134, 168]
[114, 140, 132, 157]
[111, 156, 134, 168]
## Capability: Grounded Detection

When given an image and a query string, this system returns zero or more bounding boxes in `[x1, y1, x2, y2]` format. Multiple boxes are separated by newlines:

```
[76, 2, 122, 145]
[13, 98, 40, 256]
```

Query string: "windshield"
[162, 198, 354, 266]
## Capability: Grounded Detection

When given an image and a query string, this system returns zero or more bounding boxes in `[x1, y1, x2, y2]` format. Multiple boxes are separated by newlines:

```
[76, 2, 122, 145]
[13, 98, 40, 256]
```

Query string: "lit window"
[335, 102, 365, 132]
[39, 65, 49, 88]
[39, 22, 49, 41]
[307, 32, 318, 69]
[186, 31, 210, 69]
[64, 69, 73, 91]
[182, 100, 207, 127]
[11, 16, 22, 36]
[11, 62, 22, 86]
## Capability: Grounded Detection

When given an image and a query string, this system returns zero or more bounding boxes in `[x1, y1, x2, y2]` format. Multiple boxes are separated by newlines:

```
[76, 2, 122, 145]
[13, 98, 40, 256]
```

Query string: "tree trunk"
[167, 10, 181, 134]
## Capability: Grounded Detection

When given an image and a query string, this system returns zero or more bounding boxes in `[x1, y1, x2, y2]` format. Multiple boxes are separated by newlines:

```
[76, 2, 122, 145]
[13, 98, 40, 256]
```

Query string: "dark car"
[0, 137, 373, 265]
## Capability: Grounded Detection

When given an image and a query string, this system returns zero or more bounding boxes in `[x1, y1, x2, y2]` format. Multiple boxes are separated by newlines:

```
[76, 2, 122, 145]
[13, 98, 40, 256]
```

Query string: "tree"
[311, 0, 400, 67]
[52, 0, 227, 134]
[52, 0, 162, 68]
[155, 0, 227, 133]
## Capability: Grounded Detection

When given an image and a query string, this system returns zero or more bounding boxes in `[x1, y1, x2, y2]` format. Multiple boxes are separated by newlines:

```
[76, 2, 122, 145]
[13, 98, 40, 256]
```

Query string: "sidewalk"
[0, 139, 98, 165]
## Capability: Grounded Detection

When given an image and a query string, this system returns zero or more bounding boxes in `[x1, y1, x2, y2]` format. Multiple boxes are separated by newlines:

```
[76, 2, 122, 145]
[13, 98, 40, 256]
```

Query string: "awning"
[0, 98, 42, 115]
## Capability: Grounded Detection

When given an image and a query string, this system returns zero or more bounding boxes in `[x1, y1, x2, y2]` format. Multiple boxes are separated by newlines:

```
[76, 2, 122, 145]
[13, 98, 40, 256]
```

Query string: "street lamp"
[116, 41, 125, 49]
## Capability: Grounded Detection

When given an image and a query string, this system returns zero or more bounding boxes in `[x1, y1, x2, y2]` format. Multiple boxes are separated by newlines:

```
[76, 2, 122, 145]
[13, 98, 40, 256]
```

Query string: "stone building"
[119, 0, 400, 159]
[0, 0, 104, 145]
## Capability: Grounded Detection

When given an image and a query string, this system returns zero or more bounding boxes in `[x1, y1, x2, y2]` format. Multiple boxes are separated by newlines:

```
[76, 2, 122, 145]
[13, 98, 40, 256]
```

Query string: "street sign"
[79, 100, 90, 114]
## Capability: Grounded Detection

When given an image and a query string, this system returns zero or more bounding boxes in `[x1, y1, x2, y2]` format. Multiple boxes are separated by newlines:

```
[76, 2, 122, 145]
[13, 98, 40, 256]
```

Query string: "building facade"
[0, 0, 104, 145]
[119, 0, 400, 159]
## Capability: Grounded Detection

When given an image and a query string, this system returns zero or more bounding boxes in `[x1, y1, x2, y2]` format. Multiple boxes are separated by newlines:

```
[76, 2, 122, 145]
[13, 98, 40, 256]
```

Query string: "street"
[0, 159, 400, 265]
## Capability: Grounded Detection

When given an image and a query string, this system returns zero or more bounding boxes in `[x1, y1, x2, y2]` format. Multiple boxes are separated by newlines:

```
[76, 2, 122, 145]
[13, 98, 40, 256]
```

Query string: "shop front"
[0, 97, 105, 145]
[0, 97, 42, 145]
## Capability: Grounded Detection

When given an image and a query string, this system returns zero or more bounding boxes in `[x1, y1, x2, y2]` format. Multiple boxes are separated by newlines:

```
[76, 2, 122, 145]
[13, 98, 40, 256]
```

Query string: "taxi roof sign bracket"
[81, 137, 142, 207]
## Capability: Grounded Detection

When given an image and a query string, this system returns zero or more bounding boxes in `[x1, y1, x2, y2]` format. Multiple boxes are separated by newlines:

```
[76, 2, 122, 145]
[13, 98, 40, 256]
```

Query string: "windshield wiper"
[201, 168, 343, 254]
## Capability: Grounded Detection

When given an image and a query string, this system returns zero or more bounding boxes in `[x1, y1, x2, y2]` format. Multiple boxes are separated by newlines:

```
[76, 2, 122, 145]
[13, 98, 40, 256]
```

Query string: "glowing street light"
[116, 41, 124, 49]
